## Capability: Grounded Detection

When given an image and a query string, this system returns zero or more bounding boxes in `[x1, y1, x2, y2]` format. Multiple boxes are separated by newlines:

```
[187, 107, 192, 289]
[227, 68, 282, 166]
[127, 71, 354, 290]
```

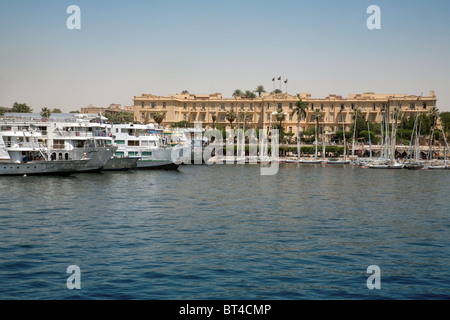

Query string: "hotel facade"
[133, 91, 437, 136]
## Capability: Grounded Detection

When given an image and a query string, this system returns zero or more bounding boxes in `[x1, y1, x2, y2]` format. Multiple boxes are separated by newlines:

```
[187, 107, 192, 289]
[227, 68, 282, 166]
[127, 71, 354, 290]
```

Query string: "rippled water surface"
[0, 164, 449, 299]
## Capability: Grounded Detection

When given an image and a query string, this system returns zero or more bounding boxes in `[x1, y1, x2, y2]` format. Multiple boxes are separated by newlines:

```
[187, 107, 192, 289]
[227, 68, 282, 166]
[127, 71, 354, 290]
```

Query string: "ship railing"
[4, 141, 47, 149]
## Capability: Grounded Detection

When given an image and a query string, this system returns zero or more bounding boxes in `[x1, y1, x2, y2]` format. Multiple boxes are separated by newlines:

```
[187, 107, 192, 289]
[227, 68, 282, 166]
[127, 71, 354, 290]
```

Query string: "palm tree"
[292, 96, 308, 158]
[244, 91, 256, 99]
[153, 112, 165, 127]
[312, 109, 324, 159]
[211, 114, 217, 129]
[254, 85, 266, 97]
[40, 107, 51, 119]
[181, 90, 189, 94]
[232, 89, 244, 98]
[428, 106, 439, 159]
[275, 109, 287, 131]
[225, 109, 236, 129]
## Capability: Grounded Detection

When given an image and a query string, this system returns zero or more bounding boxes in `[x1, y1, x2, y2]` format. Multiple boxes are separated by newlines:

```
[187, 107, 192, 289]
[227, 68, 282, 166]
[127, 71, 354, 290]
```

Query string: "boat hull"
[0, 159, 92, 176]
[134, 159, 179, 170]
[102, 157, 139, 171]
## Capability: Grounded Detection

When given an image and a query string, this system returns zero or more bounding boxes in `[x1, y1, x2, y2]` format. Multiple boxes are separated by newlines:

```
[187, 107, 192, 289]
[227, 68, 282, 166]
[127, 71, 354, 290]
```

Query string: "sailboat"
[404, 109, 424, 170]
[426, 122, 449, 169]
[327, 118, 350, 164]
[299, 118, 322, 164]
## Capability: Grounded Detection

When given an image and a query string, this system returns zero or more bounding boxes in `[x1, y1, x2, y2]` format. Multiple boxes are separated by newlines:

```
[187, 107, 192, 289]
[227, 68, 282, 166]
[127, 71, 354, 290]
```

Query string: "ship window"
[128, 152, 138, 156]
[115, 152, 125, 157]
[128, 140, 139, 146]
[142, 152, 152, 156]
[115, 140, 125, 145]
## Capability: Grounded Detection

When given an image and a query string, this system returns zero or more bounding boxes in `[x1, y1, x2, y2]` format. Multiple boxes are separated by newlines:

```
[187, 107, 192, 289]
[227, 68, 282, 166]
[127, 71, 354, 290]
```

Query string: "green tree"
[105, 111, 134, 124]
[171, 120, 192, 128]
[181, 90, 189, 94]
[153, 112, 165, 126]
[52, 108, 62, 113]
[244, 90, 257, 99]
[40, 107, 51, 119]
[271, 89, 282, 94]
[11, 102, 32, 113]
[291, 96, 308, 158]
[0, 106, 5, 116]
[232, 89, 244, 98]
[211, 114, 217, 129]
[275, 109, 287, 130]
[225, 109, 236, 129]
[439, 112, 450, 132]
[254, 85, 266, 97]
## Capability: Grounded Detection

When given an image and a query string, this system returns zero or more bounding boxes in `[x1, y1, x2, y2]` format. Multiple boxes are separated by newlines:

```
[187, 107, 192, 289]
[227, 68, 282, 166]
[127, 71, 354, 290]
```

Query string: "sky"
[1, 0, 450, 112]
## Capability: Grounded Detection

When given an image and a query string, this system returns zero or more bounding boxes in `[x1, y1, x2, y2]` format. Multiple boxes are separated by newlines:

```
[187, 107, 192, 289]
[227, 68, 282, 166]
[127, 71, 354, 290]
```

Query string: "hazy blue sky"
[1, 0, 449, 112]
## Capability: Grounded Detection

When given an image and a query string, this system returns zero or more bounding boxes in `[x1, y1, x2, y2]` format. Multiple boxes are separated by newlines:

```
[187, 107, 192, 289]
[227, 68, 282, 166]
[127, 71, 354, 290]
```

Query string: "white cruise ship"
[0, 128, 93, 176]
[107, 123, 179, 170]
[0, 113, 116, 171]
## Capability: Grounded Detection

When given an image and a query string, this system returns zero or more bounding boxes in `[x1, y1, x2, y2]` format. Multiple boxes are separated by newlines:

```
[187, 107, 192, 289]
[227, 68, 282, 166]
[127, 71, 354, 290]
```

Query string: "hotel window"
[340, 104, 345, 111]
[423, 102, 427, 109]
[289, 103, 293, 109]
[211, 103, 215, 109]
[330, 104, 333, 110]
[267, 103, 270, 110]
[321, 104, 324, 111]
[310, 115, 315, 122]
[202, 103, 206, 111]
[278, 103, 282, 109]
[310, 104, 314, 111]
[220, 115, 225, 121]
[289, 127, 293, 133]
[373, 104, 376, 111]
[250, 103, 253, 110]
[267, 114, 271, 121]
[141, 113, 145, 119]
[330, 114, 335, 122]
[192, 114, 197, 121]
[192, 103, 196, 110]
[151, 102, 156, 109]
[183, 103, 187, 110]
[163, 102, 166, 109]
[289, 114, 293, 121]
[248, 115, 253, 122]
[183, 114, 187, 121]
[231, 103, 234, 109]
[351, 104, 354, 110]
[241, 103, 244, 110]
[340, 114, 346, 122]
[409, 103, 415, 110]
[258, 104, 262, 109]
[201, 114, 206, 121]
[141, 102, 144, 108]
[220, 104, 225, 110]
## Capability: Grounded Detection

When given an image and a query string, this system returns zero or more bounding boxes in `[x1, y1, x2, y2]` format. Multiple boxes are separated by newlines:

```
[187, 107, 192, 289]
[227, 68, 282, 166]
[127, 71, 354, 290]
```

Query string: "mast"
[322, 126, 326, 161]
[314, 120, 318, 161]
[343, 119, 347, 161]
[352, 108, 357, 161]
[368, 121, 372, 161]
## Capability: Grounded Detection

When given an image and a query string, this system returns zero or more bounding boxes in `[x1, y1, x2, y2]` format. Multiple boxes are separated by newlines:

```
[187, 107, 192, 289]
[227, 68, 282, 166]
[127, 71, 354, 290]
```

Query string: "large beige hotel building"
[133, 90, 437, 135]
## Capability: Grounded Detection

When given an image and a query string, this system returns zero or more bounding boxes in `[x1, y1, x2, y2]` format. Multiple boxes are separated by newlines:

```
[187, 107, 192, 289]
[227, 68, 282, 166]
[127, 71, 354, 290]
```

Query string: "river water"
[0, 163, 449, 300]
